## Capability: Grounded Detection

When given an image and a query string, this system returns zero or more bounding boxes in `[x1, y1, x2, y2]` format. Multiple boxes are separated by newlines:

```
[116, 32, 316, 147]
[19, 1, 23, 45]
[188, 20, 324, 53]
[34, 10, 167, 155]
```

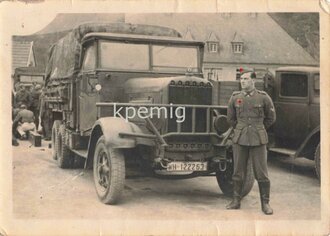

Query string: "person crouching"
[13, 104, 36, 140]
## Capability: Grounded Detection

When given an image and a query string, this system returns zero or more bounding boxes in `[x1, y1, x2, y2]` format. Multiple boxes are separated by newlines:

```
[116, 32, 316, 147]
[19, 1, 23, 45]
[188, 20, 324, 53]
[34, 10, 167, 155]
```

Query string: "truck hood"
[124, 76, 210, 94]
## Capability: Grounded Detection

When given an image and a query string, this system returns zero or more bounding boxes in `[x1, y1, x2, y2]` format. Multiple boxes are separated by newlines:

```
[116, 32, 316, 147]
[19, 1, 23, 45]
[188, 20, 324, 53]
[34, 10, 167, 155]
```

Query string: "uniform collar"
[242, 88, 256, 97]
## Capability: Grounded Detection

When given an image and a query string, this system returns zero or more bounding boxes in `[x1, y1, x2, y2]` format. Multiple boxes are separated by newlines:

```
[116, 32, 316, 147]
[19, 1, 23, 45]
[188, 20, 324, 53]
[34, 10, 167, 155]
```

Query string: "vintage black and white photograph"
[1, 1, 330, 235]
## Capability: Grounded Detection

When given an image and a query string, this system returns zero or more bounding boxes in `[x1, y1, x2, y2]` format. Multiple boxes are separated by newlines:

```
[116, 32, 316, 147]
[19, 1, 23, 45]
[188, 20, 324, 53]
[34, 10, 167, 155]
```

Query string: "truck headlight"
[214, 115, 230, 134]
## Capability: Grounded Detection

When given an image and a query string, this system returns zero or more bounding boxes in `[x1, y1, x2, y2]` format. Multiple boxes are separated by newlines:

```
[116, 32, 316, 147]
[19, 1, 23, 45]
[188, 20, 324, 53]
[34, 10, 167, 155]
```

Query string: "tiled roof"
[126, 13, 318, 66]
[12, 41, 33, 72]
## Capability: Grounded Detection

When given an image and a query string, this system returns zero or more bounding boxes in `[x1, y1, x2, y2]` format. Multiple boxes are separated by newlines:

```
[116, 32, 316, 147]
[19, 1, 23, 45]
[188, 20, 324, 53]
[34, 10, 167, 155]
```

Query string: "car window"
[82, 45, 96, 71]
[280, 73, 308, 97]
[314, 74, 320, 97]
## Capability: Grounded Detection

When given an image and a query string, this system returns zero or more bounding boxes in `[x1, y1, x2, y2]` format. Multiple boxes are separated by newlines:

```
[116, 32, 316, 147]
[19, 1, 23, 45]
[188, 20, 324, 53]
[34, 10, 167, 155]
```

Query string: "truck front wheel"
[216, 150, 254, 197]
[51, 120, 61, 160]
[314, 143, 320, 180]
[57, 125, 74, 168]
[93, 136, 125, 204]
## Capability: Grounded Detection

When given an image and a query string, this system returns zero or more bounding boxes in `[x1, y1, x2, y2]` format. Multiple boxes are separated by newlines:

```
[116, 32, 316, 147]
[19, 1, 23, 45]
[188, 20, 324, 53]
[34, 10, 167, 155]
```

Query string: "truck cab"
[268, 66, 320, 178]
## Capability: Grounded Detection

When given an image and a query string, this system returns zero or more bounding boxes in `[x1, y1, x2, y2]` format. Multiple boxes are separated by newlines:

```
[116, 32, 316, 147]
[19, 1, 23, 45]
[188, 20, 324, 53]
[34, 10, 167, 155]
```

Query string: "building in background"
[126, 13, 318, 80]
[12, 40, 36, 72]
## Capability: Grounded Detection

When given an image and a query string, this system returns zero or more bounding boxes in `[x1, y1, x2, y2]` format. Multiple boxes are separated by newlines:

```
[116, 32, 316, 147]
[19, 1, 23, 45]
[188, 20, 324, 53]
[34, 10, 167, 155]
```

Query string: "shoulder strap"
[232, 91, 241, 96]
[257, 90, 267, 95]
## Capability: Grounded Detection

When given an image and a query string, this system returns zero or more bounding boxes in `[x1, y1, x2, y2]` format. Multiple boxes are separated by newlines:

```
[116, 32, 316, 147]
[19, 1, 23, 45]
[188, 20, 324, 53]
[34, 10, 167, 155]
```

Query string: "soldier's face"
[240, 73, 255, 90]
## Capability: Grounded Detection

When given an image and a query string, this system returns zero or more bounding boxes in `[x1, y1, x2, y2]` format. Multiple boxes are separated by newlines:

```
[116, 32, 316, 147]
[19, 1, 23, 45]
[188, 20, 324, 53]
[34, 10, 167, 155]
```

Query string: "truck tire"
[314, 143, 320, 180]
[51, 120, 61, 160]
[93, 135, 125, 204]
[216, 150, 254, 197]
[57, 125, 74, 168]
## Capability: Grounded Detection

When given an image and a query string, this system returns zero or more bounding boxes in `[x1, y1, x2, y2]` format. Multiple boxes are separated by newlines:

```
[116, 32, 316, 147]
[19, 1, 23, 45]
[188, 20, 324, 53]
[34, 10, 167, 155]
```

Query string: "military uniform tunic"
[227, 89, 276, 182]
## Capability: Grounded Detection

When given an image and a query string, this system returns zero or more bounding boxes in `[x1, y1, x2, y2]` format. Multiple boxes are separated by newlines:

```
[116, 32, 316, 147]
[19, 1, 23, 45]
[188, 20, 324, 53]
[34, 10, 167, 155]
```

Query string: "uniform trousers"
[232, 144, 270, 183]
[17, 122, 36, 136]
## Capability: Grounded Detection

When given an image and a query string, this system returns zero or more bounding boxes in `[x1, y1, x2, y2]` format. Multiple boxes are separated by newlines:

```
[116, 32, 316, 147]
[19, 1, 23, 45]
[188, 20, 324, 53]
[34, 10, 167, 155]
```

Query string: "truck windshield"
[20, 75, 44, 83]
[99, 41, 199, 72]
[152, 45, 198, 72]
[100, 42, 149, 70]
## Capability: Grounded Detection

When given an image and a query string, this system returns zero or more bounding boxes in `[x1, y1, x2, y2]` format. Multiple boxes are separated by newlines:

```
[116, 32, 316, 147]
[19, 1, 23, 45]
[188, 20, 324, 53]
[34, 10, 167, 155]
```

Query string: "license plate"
[167, 162, 208, 172]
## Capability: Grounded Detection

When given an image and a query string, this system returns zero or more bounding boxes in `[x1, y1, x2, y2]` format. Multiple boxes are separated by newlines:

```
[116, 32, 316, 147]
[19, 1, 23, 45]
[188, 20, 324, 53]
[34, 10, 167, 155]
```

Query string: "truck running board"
[268, 147, 296, 157]
[71, 149, 88, 159]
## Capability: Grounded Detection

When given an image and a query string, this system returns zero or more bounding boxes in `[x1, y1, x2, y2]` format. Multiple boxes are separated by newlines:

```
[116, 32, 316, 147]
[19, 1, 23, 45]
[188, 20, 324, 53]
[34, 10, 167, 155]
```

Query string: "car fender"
[295, 126, 320, 159]
[85, 117, 153, 168]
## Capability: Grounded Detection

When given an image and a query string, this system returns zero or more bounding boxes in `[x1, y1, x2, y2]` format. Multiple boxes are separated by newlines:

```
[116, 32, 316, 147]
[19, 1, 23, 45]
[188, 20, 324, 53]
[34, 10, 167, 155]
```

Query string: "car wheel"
[314, 143, 320, 180]
[51, 120, 61, 160]
[93, 135, 125, 204]
[57, 125, 74, 168]
[216, 148, 254, 197]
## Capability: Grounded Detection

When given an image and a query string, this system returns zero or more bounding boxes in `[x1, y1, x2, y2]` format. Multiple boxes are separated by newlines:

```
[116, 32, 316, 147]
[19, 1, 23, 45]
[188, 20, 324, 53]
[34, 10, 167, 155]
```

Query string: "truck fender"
[295, 126, 320, 159]
[85, 117, 153, 168]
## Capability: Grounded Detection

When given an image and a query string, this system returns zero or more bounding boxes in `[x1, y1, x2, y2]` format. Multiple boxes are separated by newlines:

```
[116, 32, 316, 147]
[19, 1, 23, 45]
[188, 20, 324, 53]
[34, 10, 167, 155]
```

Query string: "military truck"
[13, 66, 44, 90]
[267, 66, 320, 179]
[43, 23, 254, 204]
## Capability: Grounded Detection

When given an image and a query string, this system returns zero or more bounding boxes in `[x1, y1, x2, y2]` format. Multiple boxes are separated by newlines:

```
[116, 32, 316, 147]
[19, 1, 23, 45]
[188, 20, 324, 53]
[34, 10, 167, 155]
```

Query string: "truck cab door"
[78, 43, 99, 133]
[273, 72, 309, 148]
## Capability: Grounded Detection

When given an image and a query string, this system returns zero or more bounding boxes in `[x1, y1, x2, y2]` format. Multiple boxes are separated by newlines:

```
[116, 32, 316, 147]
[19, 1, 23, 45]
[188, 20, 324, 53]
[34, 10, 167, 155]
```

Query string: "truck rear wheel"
[314, 143, 320, 180]
[57, 125, 74, 168]
[216, 150, 254, 197]
[93, 136, 125, 204]
[51, 120, 61, 160]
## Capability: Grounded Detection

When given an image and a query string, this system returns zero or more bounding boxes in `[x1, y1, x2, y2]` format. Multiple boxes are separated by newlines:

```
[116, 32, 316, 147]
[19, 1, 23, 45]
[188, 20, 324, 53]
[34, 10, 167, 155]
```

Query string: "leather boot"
[226, 180, 243, 209]
[258, 181, 273, 215]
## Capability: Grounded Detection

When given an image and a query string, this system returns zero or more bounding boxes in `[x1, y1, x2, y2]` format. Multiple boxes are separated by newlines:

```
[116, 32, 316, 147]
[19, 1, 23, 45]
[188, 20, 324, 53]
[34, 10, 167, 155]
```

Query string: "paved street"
[12, 139, 320, 220]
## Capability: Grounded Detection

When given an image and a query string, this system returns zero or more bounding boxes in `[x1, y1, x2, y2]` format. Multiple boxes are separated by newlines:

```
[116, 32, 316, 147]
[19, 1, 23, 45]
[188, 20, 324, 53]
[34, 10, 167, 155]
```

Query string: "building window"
[208, 42, 218, 53]
[248, 13, 257, 18]
[232, 43, 243, 54]
[221, 13, 231, 18]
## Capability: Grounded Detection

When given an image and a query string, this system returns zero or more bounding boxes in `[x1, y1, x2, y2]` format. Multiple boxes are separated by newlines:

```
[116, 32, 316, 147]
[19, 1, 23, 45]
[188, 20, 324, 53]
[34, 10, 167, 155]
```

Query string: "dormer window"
[231, 32, 244, 54]
[232, 42, 243, 54]
[206, 31, 220, 53]
[208, 42, 219, 53]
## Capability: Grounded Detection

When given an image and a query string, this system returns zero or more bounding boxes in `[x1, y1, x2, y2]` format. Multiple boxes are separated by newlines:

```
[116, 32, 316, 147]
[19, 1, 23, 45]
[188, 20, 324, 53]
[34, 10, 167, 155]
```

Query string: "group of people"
[12, 83, 47, 145]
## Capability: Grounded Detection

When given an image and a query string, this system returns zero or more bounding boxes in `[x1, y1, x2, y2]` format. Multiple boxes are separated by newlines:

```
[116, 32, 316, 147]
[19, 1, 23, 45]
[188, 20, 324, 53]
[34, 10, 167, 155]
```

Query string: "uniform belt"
[236, 121, 264, 129]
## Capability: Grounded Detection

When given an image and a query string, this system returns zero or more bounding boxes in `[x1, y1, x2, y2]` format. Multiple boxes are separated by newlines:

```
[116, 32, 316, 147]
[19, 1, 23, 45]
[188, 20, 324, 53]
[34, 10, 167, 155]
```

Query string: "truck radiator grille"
[168, 81, 212, 133]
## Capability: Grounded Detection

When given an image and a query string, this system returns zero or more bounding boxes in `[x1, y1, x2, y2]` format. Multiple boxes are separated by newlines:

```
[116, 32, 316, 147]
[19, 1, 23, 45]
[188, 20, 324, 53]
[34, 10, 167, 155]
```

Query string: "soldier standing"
[15, 85, 32, 109]
[30, 84, 42, 129]
[39, 89, 52, 140]
[226, 71, 276, 215]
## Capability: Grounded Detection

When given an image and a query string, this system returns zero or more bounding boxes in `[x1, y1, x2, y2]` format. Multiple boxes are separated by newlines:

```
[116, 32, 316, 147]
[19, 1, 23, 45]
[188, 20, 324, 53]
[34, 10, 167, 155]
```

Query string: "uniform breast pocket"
[253, 104, 264, 117]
